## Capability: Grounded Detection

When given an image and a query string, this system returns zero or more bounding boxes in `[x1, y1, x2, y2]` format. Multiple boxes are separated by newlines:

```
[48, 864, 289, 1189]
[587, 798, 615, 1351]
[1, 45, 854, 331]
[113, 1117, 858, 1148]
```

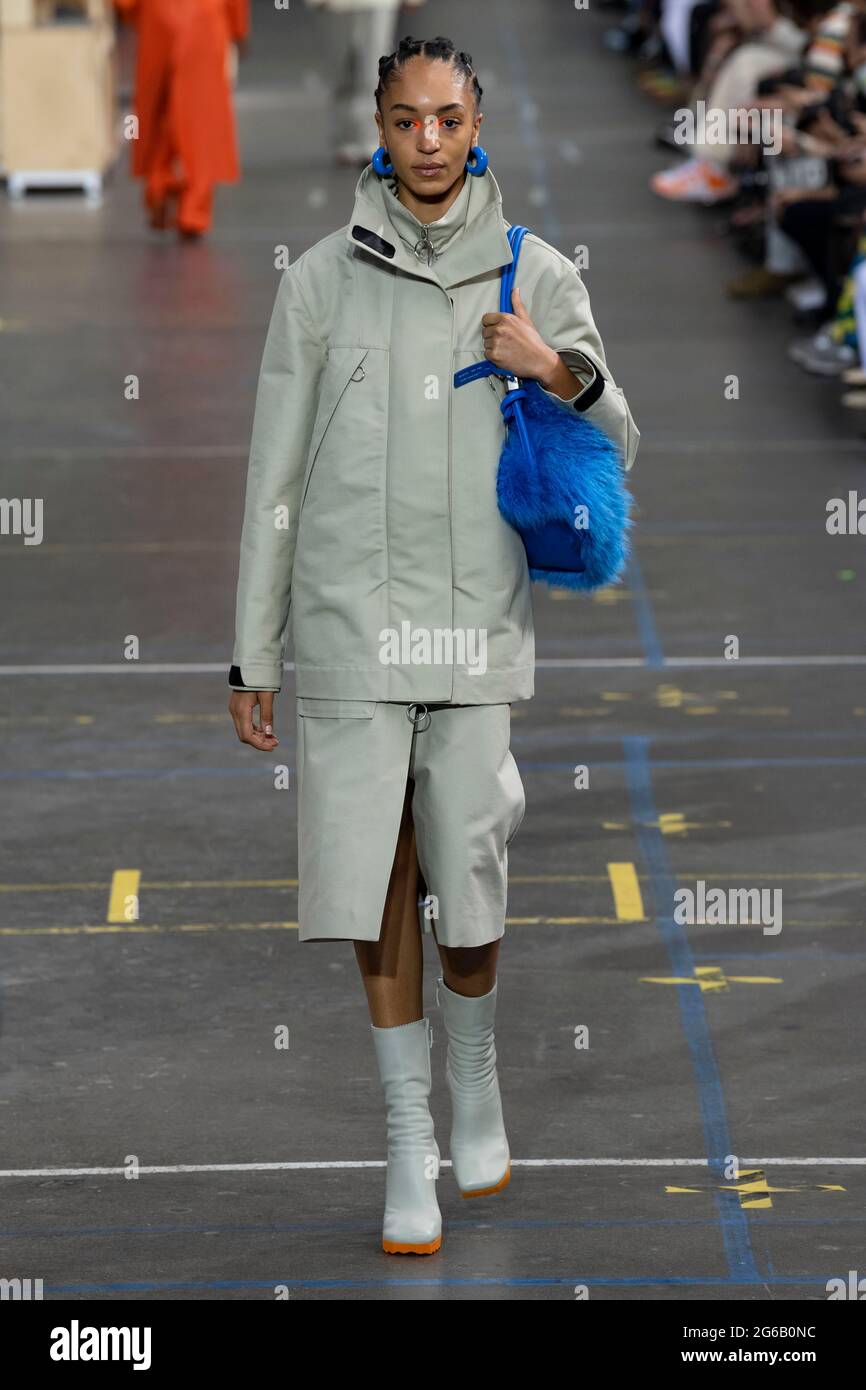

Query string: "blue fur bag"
[454, 225, 632, 590]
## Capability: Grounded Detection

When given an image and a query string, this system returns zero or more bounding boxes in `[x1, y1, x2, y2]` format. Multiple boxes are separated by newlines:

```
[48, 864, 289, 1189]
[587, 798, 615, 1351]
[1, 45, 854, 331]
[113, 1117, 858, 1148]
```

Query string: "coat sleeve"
[527, 246, 640, 472]
[230, 266, 328, 692]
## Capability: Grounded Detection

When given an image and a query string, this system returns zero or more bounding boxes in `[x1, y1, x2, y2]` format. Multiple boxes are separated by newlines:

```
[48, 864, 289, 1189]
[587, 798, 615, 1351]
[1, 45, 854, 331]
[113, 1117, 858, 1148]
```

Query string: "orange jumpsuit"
[114, 0, 250, 234]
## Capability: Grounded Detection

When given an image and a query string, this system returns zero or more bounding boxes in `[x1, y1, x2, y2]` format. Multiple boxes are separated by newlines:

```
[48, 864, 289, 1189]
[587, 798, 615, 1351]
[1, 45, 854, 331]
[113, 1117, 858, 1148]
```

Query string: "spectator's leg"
[766, 156, 827, 277]
[847, 246, 866, 384]
[693, 41, 802, 169]
[345, 8, 398, 161]
[780, 196, 844, 308]
[660, 0, 703, 76]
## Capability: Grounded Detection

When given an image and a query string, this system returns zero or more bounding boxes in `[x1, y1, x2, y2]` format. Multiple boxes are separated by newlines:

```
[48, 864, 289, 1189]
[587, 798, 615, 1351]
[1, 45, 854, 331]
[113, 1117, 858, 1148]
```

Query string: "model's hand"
[481, 287, 562, 385]
[229, 690, 279, 751]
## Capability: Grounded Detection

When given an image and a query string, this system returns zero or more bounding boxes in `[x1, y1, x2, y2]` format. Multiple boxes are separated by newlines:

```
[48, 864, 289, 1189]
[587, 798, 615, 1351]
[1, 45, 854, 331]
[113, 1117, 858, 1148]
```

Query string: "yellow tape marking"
[107, 870, 141, 924]
[592, 588, 630, 605]
[642, 965, 782, 992]
[607, 862, 644, 921]
[666, 1168, 845, 1209]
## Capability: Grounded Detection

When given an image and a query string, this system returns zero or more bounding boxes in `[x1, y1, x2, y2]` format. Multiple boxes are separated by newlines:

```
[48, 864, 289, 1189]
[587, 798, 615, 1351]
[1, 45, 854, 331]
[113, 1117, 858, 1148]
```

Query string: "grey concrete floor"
[1, 0, 865, 1301]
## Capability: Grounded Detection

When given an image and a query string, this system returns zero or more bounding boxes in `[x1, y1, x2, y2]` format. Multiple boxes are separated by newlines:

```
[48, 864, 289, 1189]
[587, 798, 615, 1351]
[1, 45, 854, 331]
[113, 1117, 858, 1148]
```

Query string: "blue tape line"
[622, 734, 760, 1283]
[41, 1274, 838, 1292]
[3, 1213, 856, 1241]
[626, 553, 665, 669]
[5, 1220, 390, 1240]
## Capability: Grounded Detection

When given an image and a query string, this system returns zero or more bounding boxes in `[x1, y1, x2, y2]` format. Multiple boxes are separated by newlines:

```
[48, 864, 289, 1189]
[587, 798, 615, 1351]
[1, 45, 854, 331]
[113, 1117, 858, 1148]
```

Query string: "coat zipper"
[413, 225, 435, 265]
[447, 289, 455, 698]
[410, 223, 455, 696]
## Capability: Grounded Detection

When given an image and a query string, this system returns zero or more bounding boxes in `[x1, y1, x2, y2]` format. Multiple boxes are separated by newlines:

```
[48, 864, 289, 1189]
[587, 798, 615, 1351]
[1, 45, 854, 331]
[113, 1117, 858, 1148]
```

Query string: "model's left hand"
[481, 287, 560, 384]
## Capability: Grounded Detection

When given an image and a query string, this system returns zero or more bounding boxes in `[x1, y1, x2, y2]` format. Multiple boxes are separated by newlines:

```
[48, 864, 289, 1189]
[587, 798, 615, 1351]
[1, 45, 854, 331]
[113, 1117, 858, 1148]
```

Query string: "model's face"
[375, 57, 482, 200]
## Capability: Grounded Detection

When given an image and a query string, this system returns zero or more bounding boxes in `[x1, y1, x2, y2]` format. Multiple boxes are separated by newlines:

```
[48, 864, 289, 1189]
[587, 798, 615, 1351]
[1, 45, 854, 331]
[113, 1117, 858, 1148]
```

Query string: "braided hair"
[375, 36, 483, 111]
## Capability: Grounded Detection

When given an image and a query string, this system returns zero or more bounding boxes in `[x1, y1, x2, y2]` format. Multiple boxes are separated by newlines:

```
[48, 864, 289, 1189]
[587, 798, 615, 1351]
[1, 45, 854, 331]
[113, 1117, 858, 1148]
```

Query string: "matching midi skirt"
[295, 698, 526, 947]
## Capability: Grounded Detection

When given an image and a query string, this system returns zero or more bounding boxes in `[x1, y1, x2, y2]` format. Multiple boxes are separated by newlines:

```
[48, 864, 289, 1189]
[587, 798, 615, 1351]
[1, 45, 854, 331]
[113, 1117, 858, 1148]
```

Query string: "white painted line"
[3, 656, 866, 676]
[538, 659, 646, 668]
[665, 657, 866, 667]
[638, 440, 866, 454]
[540, 656, 866, 669]
[4, 440, 862, 461]
[0, 664, 232, 676]
[3, 445, 247, 460]
[0, 1157, 863, 1178]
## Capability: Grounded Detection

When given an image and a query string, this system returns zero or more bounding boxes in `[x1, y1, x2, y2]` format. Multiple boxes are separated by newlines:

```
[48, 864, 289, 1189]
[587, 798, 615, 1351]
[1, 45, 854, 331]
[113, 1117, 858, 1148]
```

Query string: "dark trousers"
[780, 188, 866, 308]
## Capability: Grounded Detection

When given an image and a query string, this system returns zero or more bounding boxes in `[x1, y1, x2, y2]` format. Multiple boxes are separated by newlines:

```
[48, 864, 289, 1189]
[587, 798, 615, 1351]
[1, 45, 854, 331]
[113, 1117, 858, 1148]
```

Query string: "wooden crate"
[35, 1, 110, 21]
[1, 21, 117, 193]
[1, 1, 110, 26]
[0, 0, 36, 25]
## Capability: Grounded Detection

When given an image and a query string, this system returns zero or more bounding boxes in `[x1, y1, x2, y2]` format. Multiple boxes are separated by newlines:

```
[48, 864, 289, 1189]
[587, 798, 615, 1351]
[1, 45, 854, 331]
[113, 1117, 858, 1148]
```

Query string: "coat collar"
[346, 164, 513, 290]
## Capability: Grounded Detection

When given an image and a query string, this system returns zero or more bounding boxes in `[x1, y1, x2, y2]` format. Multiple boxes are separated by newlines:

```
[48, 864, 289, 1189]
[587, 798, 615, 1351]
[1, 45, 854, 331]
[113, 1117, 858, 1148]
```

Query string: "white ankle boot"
[370, 1016, 442, 1254]
[437, 976, 511, 1198]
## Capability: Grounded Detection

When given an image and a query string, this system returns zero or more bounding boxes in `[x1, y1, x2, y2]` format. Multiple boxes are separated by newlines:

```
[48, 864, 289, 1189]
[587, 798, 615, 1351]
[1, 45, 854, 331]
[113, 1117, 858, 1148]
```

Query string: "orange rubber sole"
[460, 1161, 511, 1200]
[382, 1233, 442, 1255]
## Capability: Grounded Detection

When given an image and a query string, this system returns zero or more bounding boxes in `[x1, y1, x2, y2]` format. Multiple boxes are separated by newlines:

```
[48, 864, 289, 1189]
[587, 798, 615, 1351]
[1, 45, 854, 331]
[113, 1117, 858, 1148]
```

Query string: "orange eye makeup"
[394, 116, 462, 131]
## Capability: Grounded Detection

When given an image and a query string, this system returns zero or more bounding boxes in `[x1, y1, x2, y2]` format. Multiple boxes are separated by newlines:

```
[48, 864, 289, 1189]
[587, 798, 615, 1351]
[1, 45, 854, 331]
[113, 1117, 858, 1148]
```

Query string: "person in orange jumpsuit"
[114, 0, 250, 237]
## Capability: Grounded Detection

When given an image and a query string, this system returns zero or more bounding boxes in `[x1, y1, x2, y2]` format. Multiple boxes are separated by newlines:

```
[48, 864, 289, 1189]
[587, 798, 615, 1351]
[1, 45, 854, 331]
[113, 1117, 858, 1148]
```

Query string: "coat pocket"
[296, 697, 377, 718]
[298, 346, 370, 518]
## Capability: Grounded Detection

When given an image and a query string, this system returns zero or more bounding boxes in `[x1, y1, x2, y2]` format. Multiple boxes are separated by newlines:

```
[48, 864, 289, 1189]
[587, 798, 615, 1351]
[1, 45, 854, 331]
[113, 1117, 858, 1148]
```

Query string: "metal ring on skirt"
[406, 702, 431, 732]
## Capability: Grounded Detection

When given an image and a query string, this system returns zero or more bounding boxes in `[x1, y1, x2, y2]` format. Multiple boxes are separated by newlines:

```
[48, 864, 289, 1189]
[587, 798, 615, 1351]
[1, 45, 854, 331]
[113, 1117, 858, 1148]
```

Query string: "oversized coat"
[230, 165, 640, 703]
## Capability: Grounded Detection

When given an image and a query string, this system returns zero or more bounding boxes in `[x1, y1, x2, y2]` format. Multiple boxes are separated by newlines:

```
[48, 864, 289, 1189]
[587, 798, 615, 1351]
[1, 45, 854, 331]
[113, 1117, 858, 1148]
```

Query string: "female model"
[228, 35, 640, 1256]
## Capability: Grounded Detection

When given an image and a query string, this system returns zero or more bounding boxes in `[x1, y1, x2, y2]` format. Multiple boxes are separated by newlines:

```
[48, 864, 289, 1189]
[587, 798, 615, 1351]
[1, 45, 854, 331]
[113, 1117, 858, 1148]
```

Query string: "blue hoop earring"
[372, 145, 394, 177]
[465, 145, 489, 176]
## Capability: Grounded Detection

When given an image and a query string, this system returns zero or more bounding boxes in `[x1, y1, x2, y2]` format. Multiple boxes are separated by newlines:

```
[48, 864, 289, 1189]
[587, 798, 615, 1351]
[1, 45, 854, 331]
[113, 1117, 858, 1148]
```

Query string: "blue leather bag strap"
[453, 224, 530, 389]
[499, 224, 529, 313]
[497, 226, 536, 469]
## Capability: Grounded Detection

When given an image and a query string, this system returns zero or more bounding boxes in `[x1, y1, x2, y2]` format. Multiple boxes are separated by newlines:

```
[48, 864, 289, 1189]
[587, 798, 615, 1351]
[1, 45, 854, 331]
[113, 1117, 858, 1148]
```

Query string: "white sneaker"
[650, 158, 738, 204]
[788, 328, 857, 375]
[785, 278, 827, 312]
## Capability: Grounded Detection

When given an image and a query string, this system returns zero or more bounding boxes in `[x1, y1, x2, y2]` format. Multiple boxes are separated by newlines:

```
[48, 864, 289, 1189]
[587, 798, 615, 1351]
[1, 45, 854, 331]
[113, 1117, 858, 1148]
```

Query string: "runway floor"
[1, 0, 865, 1301]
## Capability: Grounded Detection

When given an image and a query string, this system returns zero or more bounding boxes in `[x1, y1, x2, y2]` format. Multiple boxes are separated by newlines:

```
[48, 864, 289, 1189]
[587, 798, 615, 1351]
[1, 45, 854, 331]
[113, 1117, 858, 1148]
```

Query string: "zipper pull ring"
[413, 226, 434, 265]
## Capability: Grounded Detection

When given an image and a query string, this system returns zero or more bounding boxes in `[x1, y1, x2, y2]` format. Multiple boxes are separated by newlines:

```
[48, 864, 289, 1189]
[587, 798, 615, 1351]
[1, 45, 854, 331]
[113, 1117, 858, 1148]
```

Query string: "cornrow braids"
[375, 35, 483, 112]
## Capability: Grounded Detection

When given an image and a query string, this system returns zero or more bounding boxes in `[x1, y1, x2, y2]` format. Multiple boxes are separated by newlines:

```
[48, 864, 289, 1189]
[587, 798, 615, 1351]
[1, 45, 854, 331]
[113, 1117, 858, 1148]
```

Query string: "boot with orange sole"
[370, 1017, 442, 1254]
[437, 976, 511, 1199]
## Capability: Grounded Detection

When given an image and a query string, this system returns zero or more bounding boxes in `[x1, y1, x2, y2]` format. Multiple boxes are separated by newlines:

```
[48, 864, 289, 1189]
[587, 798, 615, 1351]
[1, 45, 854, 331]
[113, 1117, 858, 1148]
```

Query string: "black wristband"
[572, 370, 605, 412]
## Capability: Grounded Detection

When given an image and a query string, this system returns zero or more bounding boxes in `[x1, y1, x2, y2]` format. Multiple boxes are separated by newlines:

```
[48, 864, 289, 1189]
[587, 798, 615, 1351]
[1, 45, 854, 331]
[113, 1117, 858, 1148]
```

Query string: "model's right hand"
[229, 691, 279, 751]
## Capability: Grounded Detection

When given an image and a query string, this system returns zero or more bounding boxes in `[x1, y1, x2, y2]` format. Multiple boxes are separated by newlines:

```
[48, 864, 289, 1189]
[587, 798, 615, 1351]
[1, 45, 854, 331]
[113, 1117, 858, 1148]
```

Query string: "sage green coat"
[231, 165, 639, 701]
